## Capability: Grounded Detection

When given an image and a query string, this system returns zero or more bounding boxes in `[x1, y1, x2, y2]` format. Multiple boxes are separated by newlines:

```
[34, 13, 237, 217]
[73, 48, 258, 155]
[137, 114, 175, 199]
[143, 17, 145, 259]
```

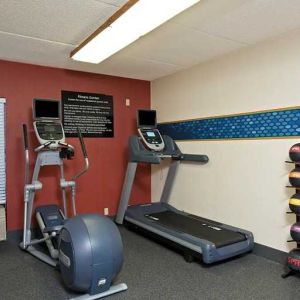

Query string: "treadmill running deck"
[146, 211, 246, 248]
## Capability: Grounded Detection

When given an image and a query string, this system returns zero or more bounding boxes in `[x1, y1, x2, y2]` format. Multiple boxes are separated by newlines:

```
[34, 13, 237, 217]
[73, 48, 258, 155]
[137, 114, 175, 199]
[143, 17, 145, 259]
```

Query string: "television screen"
[137, 110, 156, 127]
[33, 99, 60, 119]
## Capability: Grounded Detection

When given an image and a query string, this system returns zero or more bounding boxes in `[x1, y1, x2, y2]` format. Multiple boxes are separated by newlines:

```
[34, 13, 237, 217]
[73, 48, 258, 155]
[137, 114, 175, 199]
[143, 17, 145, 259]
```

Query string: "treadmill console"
[33, 98, 65, 148]
[138, 128, 164, 151]
[137, 109, 165, 151]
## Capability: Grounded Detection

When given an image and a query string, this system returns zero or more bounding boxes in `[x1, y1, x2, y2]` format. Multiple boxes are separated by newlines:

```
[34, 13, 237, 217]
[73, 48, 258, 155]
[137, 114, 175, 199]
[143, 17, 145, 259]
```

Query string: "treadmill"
[116, 110, 254, 264]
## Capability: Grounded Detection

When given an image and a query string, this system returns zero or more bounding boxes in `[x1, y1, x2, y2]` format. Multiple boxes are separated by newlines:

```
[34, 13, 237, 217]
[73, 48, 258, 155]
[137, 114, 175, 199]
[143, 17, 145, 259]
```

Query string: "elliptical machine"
[20, 98, 127, 299]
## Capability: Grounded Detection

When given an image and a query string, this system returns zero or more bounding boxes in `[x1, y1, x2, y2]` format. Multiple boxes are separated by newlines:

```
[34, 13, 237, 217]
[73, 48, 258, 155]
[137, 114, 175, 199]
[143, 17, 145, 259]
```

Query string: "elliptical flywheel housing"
[58, 214, 124, 296]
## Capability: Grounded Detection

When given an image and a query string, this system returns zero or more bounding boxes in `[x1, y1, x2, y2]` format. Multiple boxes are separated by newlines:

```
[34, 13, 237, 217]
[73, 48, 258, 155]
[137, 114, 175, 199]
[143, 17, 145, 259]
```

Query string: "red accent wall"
[0, 60, 151, 231]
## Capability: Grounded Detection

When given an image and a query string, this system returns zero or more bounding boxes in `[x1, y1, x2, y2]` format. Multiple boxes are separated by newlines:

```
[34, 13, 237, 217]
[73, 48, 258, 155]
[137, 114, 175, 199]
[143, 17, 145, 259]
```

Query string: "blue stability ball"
[58, 214, 124, 295]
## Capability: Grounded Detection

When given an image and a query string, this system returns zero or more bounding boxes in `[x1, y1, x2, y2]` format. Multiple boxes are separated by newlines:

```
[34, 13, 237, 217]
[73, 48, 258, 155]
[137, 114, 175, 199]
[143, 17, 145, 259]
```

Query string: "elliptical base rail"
[22, 245, 57, 267]
[70, 283, 128, 300]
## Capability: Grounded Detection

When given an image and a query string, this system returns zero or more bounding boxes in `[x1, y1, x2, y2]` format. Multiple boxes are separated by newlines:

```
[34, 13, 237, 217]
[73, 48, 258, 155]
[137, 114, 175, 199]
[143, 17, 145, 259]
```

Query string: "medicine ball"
[287, 248, 300, 272]
[289, 168, 300, 188]
[289, 143, 300, 163]
[290, 222, 300, 241]
[289, 193, 300, 215]
[58, 214, 124, 296]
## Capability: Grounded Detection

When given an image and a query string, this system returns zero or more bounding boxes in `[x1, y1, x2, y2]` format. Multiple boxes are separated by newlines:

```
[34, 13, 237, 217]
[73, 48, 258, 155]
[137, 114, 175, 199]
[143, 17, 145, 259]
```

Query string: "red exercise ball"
[287, 248, 300, 272]
[289, 143, 300, 163]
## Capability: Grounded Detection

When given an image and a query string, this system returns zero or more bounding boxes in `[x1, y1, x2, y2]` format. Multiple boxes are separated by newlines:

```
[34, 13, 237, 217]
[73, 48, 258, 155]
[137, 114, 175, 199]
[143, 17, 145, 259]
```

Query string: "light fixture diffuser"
[71, 0, 201, 64]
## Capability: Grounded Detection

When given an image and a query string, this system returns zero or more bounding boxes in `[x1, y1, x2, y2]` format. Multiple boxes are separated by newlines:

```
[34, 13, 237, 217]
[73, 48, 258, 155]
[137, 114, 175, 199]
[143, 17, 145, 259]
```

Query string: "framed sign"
[62, 90, 114, 137]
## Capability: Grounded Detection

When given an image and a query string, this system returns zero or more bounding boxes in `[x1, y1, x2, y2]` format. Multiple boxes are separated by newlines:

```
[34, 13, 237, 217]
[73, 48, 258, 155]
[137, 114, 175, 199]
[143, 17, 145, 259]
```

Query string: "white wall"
[151, 29, 300, 252]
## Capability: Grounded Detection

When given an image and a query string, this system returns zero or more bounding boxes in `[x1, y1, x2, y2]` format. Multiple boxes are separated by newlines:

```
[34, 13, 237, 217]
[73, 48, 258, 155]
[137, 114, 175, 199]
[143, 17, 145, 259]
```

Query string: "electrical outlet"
[125, 98, 130, 106]
[104, 207, 109, 215]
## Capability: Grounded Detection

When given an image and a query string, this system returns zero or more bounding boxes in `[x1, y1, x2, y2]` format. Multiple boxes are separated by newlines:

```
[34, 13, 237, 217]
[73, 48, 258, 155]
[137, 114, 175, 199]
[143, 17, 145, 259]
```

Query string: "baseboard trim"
[253, 243, 287, 265]
[7, 229, 39, 245]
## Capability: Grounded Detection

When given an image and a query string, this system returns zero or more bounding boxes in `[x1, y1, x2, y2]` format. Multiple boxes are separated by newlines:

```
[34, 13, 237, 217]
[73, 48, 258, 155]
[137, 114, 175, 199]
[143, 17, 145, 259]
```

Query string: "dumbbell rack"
[282, 161, 300, 278]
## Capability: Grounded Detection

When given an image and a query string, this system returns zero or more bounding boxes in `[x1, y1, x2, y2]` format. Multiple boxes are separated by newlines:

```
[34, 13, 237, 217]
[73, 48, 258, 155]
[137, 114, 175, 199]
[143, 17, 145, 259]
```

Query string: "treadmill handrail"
[180, 154, 209, 163]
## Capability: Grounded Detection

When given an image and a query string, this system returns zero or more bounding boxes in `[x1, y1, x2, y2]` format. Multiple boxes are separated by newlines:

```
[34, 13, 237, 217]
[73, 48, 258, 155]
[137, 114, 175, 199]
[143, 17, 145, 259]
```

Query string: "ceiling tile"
[119, 22, 245, 67]
[0, 31, 180, 80]
[2, 0, 300, 80]
[93, 55, 182, 80]
[0, 0, 120, 44]
[0, 31, 73, 67]
[182, 0, 300, 44]
[172, 0, 249, 31]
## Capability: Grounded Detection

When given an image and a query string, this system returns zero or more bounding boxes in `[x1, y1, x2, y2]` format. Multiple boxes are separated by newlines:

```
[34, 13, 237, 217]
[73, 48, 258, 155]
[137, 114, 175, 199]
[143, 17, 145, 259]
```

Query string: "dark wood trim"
[70, 0, 139, 58]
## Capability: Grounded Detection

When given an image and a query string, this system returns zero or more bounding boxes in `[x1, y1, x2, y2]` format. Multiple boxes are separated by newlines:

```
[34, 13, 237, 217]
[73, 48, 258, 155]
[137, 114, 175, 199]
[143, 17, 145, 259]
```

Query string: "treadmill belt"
[146, 211, 246, 248]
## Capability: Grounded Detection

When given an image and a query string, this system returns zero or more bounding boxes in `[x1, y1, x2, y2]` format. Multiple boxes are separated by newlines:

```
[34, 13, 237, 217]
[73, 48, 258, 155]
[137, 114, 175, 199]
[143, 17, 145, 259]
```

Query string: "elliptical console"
[33, 99, 65, 148]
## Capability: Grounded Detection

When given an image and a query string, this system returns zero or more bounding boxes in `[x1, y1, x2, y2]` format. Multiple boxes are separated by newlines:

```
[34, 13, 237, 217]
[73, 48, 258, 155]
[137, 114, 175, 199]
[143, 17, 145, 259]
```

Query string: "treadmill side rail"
[124, 203, 254, 264]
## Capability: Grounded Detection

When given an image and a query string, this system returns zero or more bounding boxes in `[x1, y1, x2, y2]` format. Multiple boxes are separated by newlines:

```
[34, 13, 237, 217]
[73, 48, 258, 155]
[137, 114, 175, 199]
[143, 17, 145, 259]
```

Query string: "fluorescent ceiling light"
[71, 0, 201, 64]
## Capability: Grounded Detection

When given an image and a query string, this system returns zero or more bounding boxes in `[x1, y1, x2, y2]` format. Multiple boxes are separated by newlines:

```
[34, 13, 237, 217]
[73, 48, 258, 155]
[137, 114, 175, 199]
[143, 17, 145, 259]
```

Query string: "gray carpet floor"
[1, 226, 300, 300]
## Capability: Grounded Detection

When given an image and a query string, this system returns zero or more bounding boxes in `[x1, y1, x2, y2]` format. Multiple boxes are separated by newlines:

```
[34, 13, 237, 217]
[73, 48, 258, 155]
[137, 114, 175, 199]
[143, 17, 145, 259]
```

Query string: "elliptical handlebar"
[22, 124, 30, 185]
[34, 141, 74, 153]
[34, 141, 55, 152]
[23, 124, 29, 150]
[77, 127, 88, 158]
[71, 127, 89, 181]
[58, 141, 74, 150]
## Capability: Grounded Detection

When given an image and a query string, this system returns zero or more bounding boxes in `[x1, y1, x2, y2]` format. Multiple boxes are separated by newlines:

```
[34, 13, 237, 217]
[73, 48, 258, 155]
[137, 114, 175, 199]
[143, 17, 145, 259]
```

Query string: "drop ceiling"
[1, 0, 300, 80]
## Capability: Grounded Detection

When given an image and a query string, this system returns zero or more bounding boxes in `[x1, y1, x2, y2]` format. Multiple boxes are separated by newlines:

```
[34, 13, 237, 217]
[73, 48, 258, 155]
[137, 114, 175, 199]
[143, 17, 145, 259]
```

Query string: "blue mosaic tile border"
[157, 108, 300, 140]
